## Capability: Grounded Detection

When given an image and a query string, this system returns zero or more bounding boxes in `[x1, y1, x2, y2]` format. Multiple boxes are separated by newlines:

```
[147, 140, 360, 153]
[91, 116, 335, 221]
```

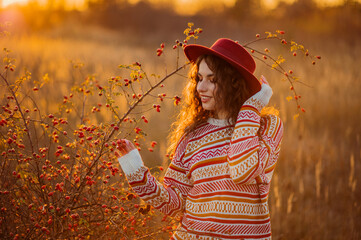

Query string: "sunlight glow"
[263, 0, 347, 9]
[1, 0, 358, 10]
[2, 0, 29, 7]
[2, 0, 84, 9]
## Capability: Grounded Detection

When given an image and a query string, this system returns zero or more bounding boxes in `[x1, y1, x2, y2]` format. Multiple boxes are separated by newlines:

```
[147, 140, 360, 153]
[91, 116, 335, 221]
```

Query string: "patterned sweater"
[120, 98, 283, 240]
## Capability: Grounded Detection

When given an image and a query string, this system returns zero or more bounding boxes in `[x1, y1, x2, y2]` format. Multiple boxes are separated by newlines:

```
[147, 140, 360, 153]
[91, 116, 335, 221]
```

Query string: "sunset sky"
[1, 0, 356, 14]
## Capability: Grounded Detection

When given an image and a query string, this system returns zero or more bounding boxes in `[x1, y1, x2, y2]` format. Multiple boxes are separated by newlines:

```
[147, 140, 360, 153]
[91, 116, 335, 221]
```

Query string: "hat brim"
[184, 44, 261, 97]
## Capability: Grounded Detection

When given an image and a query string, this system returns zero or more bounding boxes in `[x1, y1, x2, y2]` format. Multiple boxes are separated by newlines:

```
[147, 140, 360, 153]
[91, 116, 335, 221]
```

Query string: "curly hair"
[167, 54, 279, 154]
[167, 54, 249, 153]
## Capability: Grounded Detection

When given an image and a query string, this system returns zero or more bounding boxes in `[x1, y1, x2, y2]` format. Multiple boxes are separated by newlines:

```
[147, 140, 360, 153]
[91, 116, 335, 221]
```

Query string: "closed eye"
[197, 73, 214, 82]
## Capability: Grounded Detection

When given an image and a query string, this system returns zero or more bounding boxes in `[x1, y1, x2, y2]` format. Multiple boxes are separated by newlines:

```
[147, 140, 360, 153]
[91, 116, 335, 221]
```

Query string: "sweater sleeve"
[119, 136, 192, 218]
[254, 114, 283, 186]
[227, 97, 283, 185]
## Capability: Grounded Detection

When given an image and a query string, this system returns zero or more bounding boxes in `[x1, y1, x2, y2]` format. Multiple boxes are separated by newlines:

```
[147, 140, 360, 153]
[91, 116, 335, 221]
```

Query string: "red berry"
[156, 48, 163, 56]
[151, 141, 157, 147]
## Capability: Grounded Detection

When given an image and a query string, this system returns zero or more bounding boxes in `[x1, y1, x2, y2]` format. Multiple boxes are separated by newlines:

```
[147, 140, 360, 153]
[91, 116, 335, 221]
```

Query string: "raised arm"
[255, 114, 283, 186]
[116, 137, 192, 218]
[227, 76, 278, 185]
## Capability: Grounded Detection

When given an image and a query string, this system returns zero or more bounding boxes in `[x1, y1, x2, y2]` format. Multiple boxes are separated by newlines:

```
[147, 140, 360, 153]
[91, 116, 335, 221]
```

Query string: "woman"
[115, 38, 283, 239]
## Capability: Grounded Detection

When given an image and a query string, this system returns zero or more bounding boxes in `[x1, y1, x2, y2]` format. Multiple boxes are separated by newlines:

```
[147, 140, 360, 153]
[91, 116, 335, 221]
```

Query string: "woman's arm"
[254, 114, 283, 186]
[116, 138, 192, 218]
[227, 76, 282, 185]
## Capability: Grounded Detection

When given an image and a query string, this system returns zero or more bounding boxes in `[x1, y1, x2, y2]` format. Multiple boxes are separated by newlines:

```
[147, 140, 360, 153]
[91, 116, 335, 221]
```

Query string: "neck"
[214, 111, 227, 120]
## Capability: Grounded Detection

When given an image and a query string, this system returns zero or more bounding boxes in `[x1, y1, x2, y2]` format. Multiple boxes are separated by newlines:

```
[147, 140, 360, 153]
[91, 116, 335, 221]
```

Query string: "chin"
[201, 105, 215, 111]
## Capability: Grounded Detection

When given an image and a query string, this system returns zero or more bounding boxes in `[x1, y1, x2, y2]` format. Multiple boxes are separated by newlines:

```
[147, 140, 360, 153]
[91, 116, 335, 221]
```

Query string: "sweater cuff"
[117, 149, 144, 175]
[244, 85, 272, 112]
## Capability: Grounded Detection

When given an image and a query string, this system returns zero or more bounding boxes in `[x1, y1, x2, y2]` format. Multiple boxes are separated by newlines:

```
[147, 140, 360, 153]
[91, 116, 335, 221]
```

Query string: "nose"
[197, 80, 207, 93]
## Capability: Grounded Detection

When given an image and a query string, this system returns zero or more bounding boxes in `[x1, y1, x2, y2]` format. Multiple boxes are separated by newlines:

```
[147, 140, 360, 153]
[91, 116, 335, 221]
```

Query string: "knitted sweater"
[120, 98, 283, 240]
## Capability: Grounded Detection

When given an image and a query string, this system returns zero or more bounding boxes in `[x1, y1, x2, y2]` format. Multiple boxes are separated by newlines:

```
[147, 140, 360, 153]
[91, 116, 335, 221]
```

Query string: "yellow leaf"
[293, 113, 299, 120]
[286, 96, 293, 102]
[40, 73, 49, 87]
[272, 55, 285, 69]
[290, 45, 298, 52]
[265, 31, 272, 38]
[43, 73, 49, 82]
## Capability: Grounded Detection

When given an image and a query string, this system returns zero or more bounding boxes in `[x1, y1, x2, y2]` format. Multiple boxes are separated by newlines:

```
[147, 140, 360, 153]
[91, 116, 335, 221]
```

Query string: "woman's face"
[196, 60, 217, 112]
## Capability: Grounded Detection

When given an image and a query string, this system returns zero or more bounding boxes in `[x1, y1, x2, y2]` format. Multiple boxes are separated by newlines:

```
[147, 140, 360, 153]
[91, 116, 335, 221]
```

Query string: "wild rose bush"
[0, 23, 320, 239]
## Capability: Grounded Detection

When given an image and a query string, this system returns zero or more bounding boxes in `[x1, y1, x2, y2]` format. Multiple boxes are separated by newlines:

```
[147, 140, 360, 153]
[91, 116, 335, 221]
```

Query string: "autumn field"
[1, 1, 361, 239]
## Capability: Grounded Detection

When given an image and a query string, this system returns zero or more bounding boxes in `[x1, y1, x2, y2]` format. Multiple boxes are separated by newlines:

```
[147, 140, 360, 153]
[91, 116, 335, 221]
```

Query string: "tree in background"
[229, 0, 262, 20]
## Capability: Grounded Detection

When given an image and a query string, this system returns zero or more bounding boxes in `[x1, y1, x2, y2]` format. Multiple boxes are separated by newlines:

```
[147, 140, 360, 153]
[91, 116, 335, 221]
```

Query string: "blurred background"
[0, 0, 360, 239]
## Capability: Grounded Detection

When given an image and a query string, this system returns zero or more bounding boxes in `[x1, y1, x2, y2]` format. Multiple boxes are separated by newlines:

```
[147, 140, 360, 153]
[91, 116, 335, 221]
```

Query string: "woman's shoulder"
[178, 119, 228, 146]
[187, 121, 212, 137]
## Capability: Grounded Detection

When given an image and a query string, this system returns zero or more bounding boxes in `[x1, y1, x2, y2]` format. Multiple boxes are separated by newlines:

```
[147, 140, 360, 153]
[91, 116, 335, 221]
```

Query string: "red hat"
[184, 38, 261, 96]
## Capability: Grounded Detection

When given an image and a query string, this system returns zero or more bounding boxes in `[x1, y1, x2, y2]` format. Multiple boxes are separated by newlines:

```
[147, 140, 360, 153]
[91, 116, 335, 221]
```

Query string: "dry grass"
[1, 21, 360, 239]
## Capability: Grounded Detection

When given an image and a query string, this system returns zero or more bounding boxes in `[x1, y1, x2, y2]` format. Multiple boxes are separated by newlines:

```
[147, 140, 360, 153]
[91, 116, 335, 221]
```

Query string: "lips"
[200, 95, 212, 103]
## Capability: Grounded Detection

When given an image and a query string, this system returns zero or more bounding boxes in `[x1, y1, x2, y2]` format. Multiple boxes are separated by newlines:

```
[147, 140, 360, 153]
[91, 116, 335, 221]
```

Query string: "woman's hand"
[115, 139, 144, 175]
[243, 75, 272, 112]
[115, 139, 136, 158]
[252, 75, 273, 108]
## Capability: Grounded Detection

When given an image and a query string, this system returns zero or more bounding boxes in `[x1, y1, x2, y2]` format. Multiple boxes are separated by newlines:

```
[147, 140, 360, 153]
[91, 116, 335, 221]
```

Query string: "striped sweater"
[120, 97, 283, 239]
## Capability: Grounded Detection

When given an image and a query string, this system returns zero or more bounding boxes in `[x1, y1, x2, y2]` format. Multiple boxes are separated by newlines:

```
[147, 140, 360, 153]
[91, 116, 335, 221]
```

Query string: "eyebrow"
[198, 73, 214, 77]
